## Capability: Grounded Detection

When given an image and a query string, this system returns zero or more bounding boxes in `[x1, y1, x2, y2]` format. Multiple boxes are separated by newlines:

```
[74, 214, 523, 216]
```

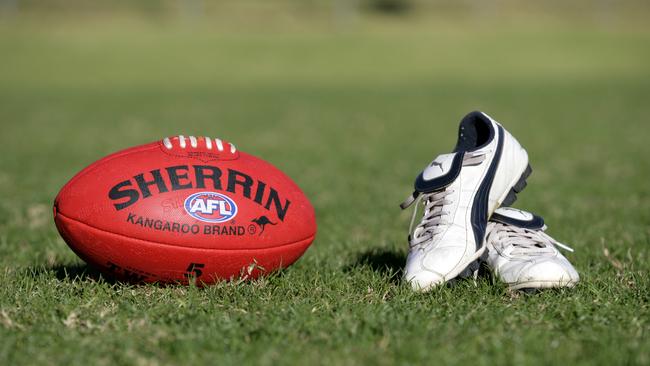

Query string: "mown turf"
[0, 13, 649, 366]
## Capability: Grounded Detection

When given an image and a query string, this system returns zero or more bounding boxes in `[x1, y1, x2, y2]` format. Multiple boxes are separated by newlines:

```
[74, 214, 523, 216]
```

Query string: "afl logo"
[184, 192, 238, 223]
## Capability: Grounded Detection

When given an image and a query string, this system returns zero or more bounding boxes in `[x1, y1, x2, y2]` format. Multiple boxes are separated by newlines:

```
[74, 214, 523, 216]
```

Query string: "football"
[53, 135, 317, 284]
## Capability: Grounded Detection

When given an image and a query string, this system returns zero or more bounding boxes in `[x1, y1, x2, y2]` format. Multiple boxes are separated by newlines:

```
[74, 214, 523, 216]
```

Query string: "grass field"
[0, 10, 649, 365]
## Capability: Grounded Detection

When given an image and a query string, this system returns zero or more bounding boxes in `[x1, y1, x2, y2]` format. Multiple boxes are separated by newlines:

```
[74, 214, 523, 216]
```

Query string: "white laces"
[400, 151, 487, 250]
[404, 189, 455, 249]
[462, 151, 487, 166]
[162, 136, 237, 153]
[487, 223, 574, 257]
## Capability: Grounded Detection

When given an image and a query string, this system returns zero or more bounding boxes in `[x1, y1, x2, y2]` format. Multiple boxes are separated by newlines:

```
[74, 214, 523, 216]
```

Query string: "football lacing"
[162, 135, 237, 153]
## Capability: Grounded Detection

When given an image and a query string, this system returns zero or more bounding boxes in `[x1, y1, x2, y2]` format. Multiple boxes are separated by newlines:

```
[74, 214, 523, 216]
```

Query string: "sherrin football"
[53, 135, 317, 284]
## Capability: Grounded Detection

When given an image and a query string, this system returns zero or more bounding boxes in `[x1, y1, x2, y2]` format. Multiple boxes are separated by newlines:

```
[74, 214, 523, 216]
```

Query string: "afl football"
[53, 135, 317, 284]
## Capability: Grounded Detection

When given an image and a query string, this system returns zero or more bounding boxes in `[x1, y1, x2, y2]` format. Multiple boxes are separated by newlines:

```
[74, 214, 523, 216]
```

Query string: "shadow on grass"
[25, 263, 116, 283]
[23, 263, 255, 288]
[345, 249, 505, 289]
[346, 249, 406, 284]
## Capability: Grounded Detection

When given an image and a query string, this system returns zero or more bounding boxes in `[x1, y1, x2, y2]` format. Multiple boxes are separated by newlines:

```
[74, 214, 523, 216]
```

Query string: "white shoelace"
[405, 189, 455, 249]
[487, 223, 574, 257]
[400, 151, 487, 250]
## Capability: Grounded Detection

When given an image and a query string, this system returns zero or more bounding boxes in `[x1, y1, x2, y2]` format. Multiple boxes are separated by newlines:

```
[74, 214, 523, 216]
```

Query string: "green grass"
[1, 14, 649, 365]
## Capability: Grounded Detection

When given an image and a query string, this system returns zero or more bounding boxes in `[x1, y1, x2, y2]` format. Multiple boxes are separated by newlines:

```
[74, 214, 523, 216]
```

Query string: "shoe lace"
[162, 135, 237, 153]
[488, 223, 574, 257]
[400, 151, 486, 250]
[405, 189, 455, 249]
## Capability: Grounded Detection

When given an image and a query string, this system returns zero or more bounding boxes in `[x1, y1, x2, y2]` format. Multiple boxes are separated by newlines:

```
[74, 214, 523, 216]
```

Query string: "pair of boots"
[401, 111, 579, 291]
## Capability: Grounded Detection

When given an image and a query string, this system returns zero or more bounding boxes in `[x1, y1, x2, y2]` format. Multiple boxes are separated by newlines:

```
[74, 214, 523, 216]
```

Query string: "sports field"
[1, 5, 649, 365]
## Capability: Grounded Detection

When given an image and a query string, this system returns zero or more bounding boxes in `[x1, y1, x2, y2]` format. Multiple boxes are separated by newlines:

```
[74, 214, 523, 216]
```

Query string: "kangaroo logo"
[251, 216, 277, 235]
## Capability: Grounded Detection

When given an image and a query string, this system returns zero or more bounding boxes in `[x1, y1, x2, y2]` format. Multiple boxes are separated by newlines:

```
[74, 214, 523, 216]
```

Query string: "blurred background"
[1, 0, 649, 259]
[0, 0, 648, 269]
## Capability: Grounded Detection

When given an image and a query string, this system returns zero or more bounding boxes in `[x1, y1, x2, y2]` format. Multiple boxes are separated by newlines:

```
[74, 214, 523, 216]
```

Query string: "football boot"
[485, 207, 579, 290]
[401, 111, 530, 291]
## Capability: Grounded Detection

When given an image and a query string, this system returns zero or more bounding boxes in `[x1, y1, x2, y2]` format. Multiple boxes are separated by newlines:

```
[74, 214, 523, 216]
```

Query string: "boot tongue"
[491, 207, 545, 230]
[422, 153, 456, 180]
[414, 152, 464, 193]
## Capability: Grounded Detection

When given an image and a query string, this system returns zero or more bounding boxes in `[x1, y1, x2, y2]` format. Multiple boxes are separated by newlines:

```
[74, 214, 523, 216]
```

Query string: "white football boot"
[485, 207, 580, 290]
[401, 111, 530, 291]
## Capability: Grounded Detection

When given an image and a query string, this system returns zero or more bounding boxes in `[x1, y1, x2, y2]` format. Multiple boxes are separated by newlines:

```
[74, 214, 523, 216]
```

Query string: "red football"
[53, 135, 317, 284]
